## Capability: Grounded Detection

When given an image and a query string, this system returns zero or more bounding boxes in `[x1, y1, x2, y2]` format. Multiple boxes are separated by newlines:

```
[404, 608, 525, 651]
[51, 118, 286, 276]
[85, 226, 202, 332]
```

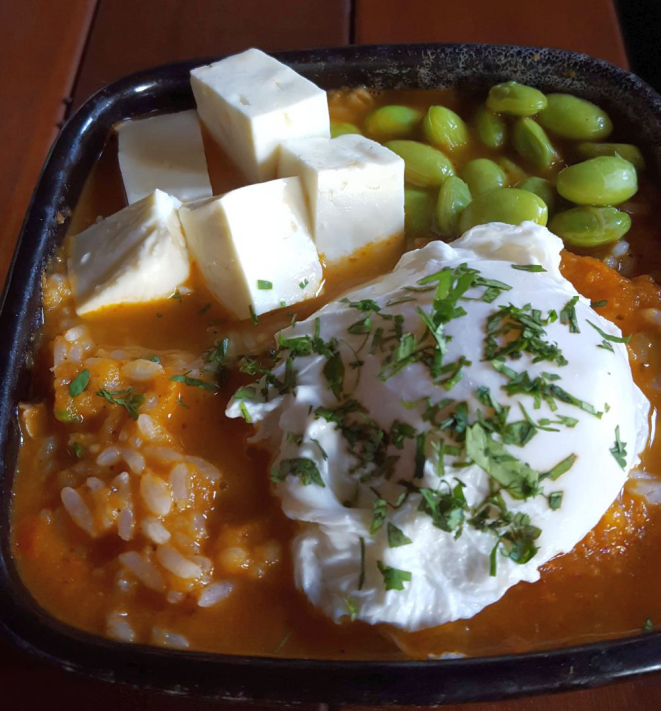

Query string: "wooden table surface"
[1, 0, 659, 708]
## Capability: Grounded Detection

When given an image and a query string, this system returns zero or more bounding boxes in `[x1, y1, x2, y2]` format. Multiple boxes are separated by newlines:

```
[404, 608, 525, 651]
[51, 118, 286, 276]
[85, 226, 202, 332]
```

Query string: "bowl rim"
[1, 41, 661, 705]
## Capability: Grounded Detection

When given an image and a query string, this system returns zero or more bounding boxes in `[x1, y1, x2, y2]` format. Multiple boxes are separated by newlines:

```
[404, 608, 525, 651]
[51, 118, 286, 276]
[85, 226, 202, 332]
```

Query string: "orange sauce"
[11, 88, 661, 660]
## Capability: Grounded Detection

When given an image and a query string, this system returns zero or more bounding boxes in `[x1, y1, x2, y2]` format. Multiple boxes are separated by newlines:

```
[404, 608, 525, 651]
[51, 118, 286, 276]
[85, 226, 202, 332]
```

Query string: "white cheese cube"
[277, 134, 405, 264]
[190, 48, 330, 183]
[68, 190, 190, 315]
[116, 110, 212, 204]
[179, 178, 322, 319]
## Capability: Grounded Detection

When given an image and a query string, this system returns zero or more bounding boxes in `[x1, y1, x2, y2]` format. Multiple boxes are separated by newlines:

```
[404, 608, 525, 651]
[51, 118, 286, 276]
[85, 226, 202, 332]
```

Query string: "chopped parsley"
[643, 617, 654, 633]
[146, 355, 161, 363]
[465, 423, 539, 500]
[239, 402, 252, 423]
[387, 522, 412, 548]
[176, 395, 189, 409]
[548, 491, 563, 510]
[359, 537, 366, 590]
[169, 374, 220, 392]
[511, 264, 546, 272]
[541, 453, 577, 481]
[69, 369, 90, 397]
[72, 441, 84, 459]
[377, 561, 412, 591]
[591, 299, 608, 309]
[299, 278, 309, 290]
[96, 388, 144, 420]
[610, 426, 627, 469]
[587, 320, 631, 345]
[417, 481, 467, 534]
[249, 305, 258, 325]
[271, 457, 324, 487]
[560, 296, 580, 334]
[484, 303, 567, 366]
[343, 596, 359, 621]
[370, 498, 387, 535]
[257, 280, 273, 290]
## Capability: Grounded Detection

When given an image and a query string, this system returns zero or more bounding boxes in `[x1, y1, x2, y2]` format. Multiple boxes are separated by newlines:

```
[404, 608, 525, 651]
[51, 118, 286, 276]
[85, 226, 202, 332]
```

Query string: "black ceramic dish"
[1, 43, 661, 707]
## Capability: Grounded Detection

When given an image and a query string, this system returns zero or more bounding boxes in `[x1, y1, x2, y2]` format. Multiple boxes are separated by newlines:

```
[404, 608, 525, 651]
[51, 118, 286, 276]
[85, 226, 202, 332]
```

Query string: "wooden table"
[0, 0, 658, 708]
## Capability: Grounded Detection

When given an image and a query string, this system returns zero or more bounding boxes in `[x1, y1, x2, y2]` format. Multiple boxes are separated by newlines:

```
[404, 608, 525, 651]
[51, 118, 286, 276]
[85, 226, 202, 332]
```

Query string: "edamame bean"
[518, 177, 555, 213]
[512, 117, 560, 170]
[556, 156, 638, 205]
[497, 157, 527, 186]
[405, 188, 435, 237]
[549, 206, 631, 247]
[386, 140, 455, 187]
[486, 81, 548, 116]
[330, 121, 362, 138]
[436, 177, 472, 237]
[576, 142, 645, 171]
[538, 94, 613, 140]
[460, 158, 506, 196]
[364, 106, 423, 139]
[458, 188, 548, 233]
[475, 105, 506, 149]
[423, 106, 469, 153]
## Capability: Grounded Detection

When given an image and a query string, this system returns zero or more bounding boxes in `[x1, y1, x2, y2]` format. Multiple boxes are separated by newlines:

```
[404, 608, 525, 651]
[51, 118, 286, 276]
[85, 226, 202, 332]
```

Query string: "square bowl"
[2, 43, 661, 706]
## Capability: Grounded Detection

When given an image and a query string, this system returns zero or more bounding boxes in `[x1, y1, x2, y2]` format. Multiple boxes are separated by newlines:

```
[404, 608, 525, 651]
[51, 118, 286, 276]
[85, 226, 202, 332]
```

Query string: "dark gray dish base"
[1, 43, 660, 706]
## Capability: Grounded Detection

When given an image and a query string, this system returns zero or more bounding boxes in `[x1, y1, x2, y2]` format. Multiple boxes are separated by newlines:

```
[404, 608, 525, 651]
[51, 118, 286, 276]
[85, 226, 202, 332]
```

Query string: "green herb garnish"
[387, 522, 412, 548]
[511, 264, 546, 272]
[560, 296, 580, 334]
[610, 426, 627, 469]
[69, 369, 90, 397]
[169, 374, 220, 392]
[257, 280, 273, 290]
[96, 388, 145, 420]
[271, 457, 324, 487]
[377, 561, 412, 591]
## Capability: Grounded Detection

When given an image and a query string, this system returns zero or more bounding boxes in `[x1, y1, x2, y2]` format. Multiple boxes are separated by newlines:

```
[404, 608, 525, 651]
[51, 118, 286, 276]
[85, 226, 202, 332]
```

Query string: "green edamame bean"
[330, 121, 362, 138]
[518, 177, 555, 213]
[435, 177, 473, 237]
[486, 81, 548, 116]
[512, 117, 560, 170]
[458, 188, 548, 233]
[576, 142, 645, 171]
[538, 94, 613, 140]
[364, 106, 423, 140]
[405, 188, 435, 237]
[549, 206, 631, 247]
[460, 158, 506, 196]
[475, 105, 506, 149]
[386, 140, 455, 187]
[422, 106, 469, 153]
[556, 156, 638, 205]
[497, 157, 527, 186]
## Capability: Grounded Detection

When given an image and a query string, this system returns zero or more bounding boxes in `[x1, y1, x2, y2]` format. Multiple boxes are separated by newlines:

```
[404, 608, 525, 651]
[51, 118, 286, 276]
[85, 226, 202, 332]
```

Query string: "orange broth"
[10, 88, 661, 660]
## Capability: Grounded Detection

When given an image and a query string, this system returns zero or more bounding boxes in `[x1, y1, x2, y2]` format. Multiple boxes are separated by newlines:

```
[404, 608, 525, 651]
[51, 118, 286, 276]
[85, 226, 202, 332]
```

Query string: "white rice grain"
[68, 345, 83, 363]
[53, 338, 67, 367]
[121, 447, 145, 475]
[96, 446, 121, 466]
[190, 555, 213, 573]
[61, 487, 96, 537]
[86, 476, 105, 492]
[151, 627, 189, 649]
[121, 359, 164, 382]
[144, 446, 183, 464]
[118, 508, 135, 541]
[137, 414, 168, 441]
[141, 517, 171, 544]
[140, 472, 172, 516]
[118, 551, 165, 592]
[106, 611, 136, 643]
[166, 590, 184, 604]
[186, 456, 220, 484]
[156, 545, 202, 579]
[198, 581, 234, 608]
[110, 349, 129, 360]
[169, 463, 189, 503]
[64, 325, 85, 342]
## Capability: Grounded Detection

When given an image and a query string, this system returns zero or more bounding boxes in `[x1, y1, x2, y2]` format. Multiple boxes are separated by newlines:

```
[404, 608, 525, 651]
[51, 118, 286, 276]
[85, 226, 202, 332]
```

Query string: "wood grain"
[355, 0, 629, 68]
[0, 0, 96, 284]
[72, 0, 351, 108]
